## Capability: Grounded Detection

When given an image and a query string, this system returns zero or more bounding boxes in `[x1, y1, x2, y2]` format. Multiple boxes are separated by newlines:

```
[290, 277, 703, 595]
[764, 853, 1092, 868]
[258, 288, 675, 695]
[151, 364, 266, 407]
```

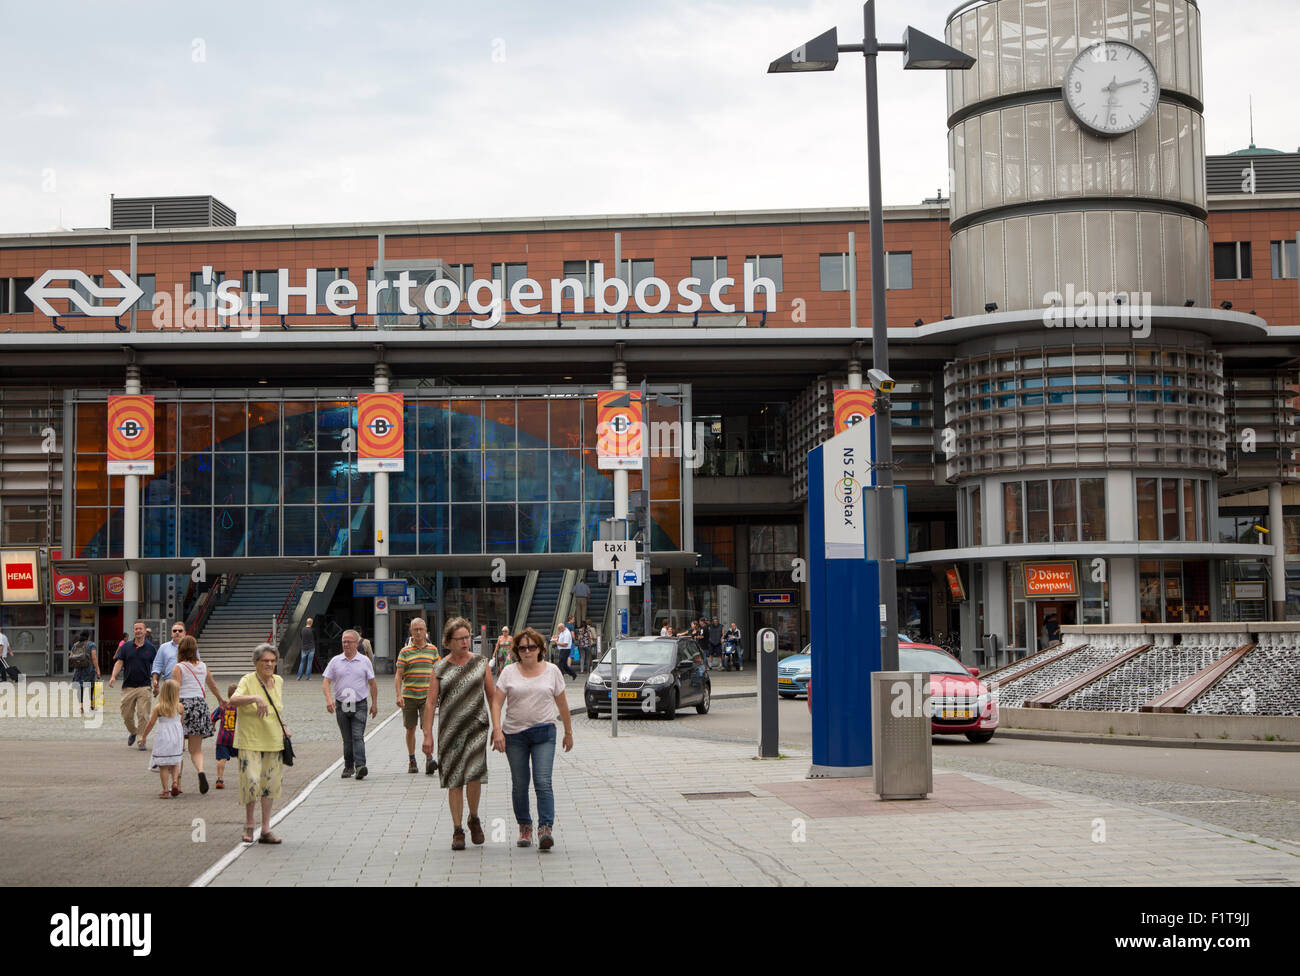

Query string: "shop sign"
[1, 550, 41, 603]
[1022, 561, 1079, 598]
[945, 565, 966, 601]
[1231, 581, 1266, 601]
[102, 574, 125, 603]
[753, 591, 797, 607]
[51, 566, 95, 605]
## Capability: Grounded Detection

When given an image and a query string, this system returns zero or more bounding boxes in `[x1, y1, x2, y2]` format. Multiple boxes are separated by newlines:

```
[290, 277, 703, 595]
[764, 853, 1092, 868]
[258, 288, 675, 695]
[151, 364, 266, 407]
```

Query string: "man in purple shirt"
[323, 629, 379, 780]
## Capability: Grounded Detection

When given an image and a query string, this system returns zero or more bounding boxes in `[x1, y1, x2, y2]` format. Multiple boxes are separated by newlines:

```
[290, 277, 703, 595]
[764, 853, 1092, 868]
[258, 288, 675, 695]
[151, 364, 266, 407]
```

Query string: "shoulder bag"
[256, 676, 294, 766]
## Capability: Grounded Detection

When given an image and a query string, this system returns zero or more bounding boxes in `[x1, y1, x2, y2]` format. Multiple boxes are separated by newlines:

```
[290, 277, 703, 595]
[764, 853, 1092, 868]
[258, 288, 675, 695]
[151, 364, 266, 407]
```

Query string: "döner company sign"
[1022, 561, 1079, 598]
[27, 265, 781, 328]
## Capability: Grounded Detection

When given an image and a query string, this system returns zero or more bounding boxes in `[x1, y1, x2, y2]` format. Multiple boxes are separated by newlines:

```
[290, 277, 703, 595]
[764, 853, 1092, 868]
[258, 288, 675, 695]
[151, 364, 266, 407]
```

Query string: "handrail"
[268, 575, 311, 645]
[188, 573, 238, 639]
[1141, 643, 1256, 713]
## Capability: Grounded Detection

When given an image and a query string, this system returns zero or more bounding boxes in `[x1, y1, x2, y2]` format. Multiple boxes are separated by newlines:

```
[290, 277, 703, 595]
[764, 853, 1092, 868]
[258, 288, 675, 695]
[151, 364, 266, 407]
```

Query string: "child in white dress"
[142, 679, 185, 798]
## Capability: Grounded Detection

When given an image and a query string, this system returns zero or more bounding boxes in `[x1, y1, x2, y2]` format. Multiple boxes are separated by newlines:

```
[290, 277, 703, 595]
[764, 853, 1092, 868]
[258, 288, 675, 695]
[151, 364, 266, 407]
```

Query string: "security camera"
[867, 368, 895, 394]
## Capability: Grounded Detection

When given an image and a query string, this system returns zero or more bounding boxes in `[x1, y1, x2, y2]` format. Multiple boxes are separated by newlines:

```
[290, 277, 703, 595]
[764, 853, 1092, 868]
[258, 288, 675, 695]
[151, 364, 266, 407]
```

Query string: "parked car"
[780, 641, 999, 743]
[585, 636, 711, 720]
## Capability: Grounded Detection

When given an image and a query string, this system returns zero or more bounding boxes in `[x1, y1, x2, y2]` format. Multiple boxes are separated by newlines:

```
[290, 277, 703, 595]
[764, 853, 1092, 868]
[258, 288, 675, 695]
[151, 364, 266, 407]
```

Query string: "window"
[971, 485, 981, 546]
[885, 251, 913, 290]
[618, 259, 654, 289]
[189, 271, 223, 309]
[1026, 480, 1049, 542]
[1003, 481, 1023, 544]
[1271, 239, 1298, 279]
[1137, 478, 1159, 540]
[819, 253, 848, 291]
[131, 274, 156, 315]
[0, 279, 8, 314]
[1212, 241, 1251, 280]
[1080, 478, 1106, 541]
[315, 268, 349, 307]
[562, 260, 595, 298]
[240, 270, 279, 310]
[492, 262, 528, 292]
[13, 277, 33, 313]
[691, 257, 727, 292]
[743, 255, 783, 291]
[1051, 479, 1077, 542]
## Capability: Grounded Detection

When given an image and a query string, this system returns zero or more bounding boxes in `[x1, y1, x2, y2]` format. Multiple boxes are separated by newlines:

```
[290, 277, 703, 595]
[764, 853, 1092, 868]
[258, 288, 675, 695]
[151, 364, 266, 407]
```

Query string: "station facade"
[0, 0, 1298, 673]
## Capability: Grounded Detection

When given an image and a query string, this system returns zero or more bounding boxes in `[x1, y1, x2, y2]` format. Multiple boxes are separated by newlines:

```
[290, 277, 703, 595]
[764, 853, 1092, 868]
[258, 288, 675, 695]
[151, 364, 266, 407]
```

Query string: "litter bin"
[870, 671, 932, 800]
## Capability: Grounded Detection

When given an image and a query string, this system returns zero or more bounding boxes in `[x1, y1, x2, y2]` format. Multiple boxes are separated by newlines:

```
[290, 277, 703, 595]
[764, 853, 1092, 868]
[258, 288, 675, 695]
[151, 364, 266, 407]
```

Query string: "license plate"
[941, 708, 973, 720]
[778, 677, 794, 685]
[617, 690, 638, 700]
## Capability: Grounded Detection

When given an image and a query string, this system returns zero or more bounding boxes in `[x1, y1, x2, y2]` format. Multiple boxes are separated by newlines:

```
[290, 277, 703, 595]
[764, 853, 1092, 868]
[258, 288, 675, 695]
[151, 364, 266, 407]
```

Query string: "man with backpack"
[69, 630, 100, 715]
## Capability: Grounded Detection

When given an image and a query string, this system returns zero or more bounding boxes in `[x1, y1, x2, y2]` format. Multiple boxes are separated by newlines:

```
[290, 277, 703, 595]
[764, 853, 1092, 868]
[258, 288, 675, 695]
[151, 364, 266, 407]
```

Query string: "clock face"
[1063, 40, 1159, 137]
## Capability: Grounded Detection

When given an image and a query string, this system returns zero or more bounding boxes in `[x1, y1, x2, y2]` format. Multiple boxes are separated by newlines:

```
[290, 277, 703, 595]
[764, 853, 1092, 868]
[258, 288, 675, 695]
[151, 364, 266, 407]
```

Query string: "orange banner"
[1023, 562, 1079, 597]
[596, 391, 643, 470]
[107, 395, 155, 474]
[833, 389, 875, 434]
[945, 566, 966, 601]
[357, 393, 405, 472]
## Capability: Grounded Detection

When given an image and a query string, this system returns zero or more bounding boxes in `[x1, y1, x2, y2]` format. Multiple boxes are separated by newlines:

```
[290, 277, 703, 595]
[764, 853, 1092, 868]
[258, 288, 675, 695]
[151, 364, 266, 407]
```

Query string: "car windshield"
[601, 640, 676, 667]
[899, 646, 969, 675]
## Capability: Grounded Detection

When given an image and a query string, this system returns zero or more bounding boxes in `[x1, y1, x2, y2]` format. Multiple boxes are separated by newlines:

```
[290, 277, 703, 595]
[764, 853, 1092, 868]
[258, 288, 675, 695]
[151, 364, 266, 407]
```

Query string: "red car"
[805, 641, 999, 743]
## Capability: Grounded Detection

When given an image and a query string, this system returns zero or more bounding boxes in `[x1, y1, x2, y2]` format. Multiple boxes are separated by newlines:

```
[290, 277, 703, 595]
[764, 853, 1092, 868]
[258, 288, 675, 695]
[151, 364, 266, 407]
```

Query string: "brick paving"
[202, 706, 1300, 887]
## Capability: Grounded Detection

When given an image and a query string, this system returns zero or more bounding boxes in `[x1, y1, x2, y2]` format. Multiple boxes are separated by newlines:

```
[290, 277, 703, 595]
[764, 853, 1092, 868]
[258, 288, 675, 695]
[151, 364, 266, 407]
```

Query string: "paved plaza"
[201, 705, 1300, 887]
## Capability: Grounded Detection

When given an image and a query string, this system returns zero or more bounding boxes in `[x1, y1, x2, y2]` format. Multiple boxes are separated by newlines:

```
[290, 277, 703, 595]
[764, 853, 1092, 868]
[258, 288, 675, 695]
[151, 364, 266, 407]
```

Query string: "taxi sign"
[593, 540, 636, 572]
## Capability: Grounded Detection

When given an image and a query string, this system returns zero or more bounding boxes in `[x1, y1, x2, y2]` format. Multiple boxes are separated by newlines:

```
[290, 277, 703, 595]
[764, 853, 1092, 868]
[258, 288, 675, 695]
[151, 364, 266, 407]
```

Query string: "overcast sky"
[0, 0, 1294, 234]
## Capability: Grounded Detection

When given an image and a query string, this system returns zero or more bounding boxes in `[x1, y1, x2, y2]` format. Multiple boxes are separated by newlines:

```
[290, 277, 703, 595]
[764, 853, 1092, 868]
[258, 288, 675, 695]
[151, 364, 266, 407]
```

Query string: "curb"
[995, 727, 1300, 752]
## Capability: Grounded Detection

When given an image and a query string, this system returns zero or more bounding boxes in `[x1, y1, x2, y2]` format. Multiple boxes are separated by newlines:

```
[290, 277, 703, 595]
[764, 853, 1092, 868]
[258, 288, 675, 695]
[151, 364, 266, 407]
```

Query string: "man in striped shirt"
[396, 617, 440, 775]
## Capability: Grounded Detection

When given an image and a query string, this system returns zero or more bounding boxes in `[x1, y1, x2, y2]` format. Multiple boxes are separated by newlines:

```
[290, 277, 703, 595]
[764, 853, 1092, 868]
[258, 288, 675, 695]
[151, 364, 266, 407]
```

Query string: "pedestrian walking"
[571, 577, 590, 624]
[227, 644, 289, 845]
[554, 623, 576, 679]
[492, 626, 513, 677]
[141, 679, 184, 799]
[323, 630, 379, 780]
[151, 622, 191, 696]
[490, 627, 574, 850]
[395, 617, 439, 775]
[576, 619, 594, 673]
[420, 617, 497, 851]
[171, 635, 226, 795]
[107, 621, 156, 750]
[359, 633, 374, 659]
[296, 617, 316, 680]
[69, 630, 100, 715]
[210, 684, 239, 790]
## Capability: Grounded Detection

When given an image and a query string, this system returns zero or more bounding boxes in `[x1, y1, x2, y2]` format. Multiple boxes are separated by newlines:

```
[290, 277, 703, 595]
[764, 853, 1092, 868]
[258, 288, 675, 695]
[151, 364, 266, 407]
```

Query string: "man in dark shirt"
[706, 618, 723, 670]
[108, 620, 157, 750]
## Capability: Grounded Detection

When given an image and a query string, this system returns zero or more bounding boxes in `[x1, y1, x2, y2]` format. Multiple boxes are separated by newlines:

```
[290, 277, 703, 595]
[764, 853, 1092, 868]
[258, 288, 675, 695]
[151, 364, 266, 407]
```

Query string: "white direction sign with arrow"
[592, 540, 637, 572]
[26, 270, 145, 318]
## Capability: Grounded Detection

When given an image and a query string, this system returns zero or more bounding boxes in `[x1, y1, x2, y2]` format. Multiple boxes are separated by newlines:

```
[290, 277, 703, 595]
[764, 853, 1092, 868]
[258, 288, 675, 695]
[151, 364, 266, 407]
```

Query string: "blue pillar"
[807, 437, 881, 775]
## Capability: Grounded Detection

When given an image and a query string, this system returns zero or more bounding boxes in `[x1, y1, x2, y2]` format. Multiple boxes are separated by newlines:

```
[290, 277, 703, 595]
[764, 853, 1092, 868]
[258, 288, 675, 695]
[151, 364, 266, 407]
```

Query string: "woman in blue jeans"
[490, 627, 573, 850]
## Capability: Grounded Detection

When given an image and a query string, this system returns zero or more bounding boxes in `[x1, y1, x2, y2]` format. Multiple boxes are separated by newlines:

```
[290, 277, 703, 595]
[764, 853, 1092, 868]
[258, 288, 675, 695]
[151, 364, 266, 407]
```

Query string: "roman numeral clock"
[1063, 40, 1159, 137]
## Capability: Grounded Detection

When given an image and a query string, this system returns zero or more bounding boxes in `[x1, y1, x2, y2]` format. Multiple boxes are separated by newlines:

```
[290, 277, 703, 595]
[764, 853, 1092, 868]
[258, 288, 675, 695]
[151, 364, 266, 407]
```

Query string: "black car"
[584, 636, 711, 720]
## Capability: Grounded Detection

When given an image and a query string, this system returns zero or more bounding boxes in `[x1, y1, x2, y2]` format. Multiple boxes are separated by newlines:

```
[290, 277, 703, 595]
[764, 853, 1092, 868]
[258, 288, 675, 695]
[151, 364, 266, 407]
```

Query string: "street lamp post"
[769, 1, 972, 672]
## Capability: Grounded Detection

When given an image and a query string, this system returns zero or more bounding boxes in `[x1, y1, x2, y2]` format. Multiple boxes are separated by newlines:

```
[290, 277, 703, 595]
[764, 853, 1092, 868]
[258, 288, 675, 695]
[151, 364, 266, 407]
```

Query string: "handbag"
[92, 681, 105, 711]
[256, 676, 294, 766]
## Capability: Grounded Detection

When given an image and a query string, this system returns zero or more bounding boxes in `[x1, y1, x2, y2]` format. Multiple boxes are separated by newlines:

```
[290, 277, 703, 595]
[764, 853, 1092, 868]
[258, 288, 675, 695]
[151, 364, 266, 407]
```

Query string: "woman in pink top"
[490, 627, 573, 850]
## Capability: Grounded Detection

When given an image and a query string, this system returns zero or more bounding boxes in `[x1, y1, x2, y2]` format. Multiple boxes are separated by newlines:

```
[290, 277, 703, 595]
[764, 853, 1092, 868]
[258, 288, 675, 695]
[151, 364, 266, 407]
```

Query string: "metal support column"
[373, 362, 392, 669]
[1270, 481, 1286, 620]
[122, 364, 142, 624]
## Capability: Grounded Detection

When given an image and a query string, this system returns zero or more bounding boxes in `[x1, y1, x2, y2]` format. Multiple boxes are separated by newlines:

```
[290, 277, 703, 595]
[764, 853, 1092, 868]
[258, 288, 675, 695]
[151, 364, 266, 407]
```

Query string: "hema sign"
[27, 264, 781, 328]
[1, 550, 41, 603]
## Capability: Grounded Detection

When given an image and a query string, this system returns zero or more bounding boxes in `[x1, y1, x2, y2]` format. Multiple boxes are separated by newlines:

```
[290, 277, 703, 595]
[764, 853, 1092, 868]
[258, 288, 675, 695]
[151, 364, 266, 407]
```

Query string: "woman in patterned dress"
[421, 616, 498, 851]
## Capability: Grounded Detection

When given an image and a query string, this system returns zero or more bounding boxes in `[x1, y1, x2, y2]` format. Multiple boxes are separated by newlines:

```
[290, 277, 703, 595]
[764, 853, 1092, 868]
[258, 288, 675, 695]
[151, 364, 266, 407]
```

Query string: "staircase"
[196, 574, 308, 675]
[526, 571, 566, 635]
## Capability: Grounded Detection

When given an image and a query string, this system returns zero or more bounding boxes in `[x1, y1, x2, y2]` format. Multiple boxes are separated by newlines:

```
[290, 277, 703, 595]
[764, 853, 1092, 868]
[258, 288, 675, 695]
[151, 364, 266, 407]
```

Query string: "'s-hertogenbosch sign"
[26, 264, 781, 328]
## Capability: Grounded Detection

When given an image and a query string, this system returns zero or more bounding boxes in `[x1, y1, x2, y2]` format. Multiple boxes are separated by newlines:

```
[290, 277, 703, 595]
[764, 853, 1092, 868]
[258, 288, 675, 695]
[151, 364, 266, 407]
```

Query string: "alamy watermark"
[1042, 286, 1152, 339]
[1, 676, 104, 728]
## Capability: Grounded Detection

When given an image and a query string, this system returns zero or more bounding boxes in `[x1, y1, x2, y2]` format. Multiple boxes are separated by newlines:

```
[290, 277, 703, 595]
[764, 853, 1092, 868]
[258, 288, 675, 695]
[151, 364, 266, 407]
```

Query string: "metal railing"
[187, 574, 238, 639]
[694, 449, 785, 477]
[268, 575, 312, 646]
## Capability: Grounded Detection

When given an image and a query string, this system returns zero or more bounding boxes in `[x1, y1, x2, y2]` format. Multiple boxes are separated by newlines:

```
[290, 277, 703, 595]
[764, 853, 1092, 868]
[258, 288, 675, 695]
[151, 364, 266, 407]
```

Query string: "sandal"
[170, 784, 181, 797]
[467, 814, 485, 845]
[158, 791, 171, 799]
[241, 826, 255, 843]
[517, 825, 533, 848]
[451, 826, 466, 851]
[257, 832, 282, 845]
